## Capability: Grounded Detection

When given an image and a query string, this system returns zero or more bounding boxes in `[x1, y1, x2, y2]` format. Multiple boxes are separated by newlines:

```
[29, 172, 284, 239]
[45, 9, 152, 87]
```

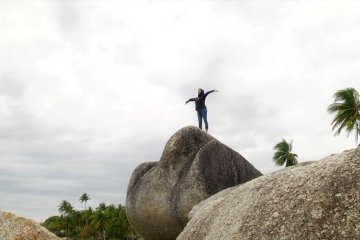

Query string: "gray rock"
[0, 210, 60, 240]
[126, 126, 262, 240]
[178, 147, 360, 240]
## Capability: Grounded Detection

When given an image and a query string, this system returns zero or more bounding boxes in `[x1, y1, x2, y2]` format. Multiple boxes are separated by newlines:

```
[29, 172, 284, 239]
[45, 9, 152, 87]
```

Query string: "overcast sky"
[0, 0, 359, 222]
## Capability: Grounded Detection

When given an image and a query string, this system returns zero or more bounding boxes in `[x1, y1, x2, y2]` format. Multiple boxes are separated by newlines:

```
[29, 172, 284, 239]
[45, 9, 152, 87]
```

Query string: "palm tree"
[58, 200, 74, 238]
[58, 200, 74, 216]
[93, 204, 109, 240]
[273, 139, 298, 167]
[80, 193, 90, 225]
[328, 87, 360, 145]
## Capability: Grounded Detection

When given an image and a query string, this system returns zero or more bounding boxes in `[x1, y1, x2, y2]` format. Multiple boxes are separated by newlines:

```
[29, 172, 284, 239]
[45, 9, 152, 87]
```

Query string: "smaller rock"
[0, 210, 60, 240]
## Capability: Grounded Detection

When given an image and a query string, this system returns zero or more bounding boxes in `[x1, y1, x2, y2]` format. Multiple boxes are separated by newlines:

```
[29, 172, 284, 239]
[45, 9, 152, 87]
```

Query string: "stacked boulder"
[126, 126, 262, 240]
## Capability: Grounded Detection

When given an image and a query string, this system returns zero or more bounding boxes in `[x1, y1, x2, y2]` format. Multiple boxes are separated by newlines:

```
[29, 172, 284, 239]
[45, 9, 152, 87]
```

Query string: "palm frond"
[328, 88, 360, 144]
[273, 139, 298, 167]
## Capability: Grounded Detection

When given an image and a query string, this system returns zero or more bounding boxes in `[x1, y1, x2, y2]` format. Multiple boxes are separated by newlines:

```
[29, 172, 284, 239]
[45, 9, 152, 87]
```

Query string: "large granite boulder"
[178, 147, 360, 240]
[126, 126, 262, 240]
[0, 210, 60, 240]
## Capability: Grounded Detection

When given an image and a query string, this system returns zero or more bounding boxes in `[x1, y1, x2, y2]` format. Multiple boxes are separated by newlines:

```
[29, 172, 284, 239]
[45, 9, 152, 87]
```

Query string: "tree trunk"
[85, 202, 88, 226]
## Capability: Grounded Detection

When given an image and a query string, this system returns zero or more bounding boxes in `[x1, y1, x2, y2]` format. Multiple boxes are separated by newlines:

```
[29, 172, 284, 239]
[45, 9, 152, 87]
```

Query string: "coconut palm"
[80, 193, 90, 225]
[327, 87, 360, 144]
[93, 203, 109, 240]
[58, 200, 74, 238]
[273, 139, 298, 167]
[58, 200, 74, 216]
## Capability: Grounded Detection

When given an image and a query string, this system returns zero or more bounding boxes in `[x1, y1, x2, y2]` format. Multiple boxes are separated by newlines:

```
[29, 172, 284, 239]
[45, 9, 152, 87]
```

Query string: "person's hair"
[198, 88, 204, 97]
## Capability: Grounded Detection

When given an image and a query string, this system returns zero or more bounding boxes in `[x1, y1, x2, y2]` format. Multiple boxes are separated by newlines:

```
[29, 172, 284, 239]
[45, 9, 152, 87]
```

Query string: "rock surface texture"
[178, 147, 360, 240]
[0, 210, 60, 240]
[126, 126, 262, 240]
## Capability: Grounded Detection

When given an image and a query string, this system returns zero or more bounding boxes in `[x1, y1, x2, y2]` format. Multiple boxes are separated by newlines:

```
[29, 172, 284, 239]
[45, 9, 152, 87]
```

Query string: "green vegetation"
[273, 139, 298, 167]
[80, 193, 90, 226]
[328, 87, 360, 145]
[42, 193, 138, 240]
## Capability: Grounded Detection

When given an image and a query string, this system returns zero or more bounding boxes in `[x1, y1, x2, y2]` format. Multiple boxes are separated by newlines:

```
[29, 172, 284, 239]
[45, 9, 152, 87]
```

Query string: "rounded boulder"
[126, 126, 262, 240]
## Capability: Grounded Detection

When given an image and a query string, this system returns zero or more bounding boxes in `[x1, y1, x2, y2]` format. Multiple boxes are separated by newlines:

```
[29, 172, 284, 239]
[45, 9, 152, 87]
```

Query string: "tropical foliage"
[42, 194, 138, 239]
[273, 139, 298, 167]
[80, 193, 90, 225]
[328, 87, 360, 144]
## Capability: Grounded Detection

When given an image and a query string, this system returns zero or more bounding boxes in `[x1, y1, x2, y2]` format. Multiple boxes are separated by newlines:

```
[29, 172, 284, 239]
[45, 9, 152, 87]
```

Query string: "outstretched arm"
[185, 98, 197, 105]
[205, 90, 219, 97]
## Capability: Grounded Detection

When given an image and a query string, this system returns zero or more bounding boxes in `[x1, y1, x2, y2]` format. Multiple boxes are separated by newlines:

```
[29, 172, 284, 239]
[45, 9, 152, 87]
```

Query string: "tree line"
[41, 193, 139, 240]
[272, 87, 360, 167]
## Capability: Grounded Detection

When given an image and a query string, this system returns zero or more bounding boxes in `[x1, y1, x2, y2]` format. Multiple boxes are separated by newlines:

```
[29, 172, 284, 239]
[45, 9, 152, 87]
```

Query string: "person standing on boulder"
[185, 88, 218, 132]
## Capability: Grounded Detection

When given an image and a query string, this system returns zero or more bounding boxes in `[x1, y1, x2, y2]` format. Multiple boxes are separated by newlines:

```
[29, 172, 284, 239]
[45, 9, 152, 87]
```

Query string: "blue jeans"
[197, 108, 208, 130]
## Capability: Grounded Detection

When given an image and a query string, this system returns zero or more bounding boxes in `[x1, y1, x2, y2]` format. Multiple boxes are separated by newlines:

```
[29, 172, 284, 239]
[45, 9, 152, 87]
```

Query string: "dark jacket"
[187, 90, 215, 111]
